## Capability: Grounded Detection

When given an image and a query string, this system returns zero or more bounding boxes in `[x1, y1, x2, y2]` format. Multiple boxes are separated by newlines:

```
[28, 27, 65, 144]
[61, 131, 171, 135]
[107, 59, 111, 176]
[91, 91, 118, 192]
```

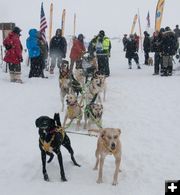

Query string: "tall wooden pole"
[61, 9, 66, 36]
[138, 9, 143, 51]
[73, 13, 76, 37]
[49, 3, 53, 43]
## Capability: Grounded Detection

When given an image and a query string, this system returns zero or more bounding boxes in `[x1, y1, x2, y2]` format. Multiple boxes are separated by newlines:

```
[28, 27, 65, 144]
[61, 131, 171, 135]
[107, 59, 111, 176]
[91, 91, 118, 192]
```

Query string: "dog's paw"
[43, 173, 49, 181]
[96, 178, 103, 184]
[112, 180, 118, 186]
[74, 162, 81, 167]
[61, 176, 67, 182]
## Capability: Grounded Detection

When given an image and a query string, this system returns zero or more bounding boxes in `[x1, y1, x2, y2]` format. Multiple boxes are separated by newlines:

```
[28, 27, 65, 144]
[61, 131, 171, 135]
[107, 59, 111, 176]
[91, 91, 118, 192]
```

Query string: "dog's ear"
[35, 117, 41, 128]
[116, 128, 121, 135]
[101, 129, 106, 138]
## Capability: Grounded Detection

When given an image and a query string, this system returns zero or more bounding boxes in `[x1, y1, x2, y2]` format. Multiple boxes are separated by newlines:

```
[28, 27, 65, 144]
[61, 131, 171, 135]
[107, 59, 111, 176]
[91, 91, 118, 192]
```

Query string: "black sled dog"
[35, 113, 80, 182]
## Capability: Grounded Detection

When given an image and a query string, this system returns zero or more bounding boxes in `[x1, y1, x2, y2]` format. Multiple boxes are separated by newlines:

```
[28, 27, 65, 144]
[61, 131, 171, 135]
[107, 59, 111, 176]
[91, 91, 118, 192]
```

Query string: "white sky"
[0, 0, 180, 43]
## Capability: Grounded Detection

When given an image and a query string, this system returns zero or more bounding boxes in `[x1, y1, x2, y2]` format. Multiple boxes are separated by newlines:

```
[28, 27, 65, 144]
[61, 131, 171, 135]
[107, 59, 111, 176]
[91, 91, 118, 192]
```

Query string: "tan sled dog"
[63, 94, 83, 131]
[89, 128, 122, 185]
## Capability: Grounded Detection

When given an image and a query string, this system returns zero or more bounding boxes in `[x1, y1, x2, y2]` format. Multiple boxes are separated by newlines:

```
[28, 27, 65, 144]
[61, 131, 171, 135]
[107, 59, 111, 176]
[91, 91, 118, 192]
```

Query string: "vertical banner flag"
[73, 13, 76, 37]
[155, 0, 165, 31]
[40, 2, 48, 42]
[49, 3, 53, 43]
[130, 14, 138, 34]
[147, 11, 150, 28]
[61, 9, 66, 36]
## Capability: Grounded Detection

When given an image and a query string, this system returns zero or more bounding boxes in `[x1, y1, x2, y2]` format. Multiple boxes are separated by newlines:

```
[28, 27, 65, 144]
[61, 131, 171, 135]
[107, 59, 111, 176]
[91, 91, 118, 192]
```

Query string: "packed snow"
[0, 40, 180, 195]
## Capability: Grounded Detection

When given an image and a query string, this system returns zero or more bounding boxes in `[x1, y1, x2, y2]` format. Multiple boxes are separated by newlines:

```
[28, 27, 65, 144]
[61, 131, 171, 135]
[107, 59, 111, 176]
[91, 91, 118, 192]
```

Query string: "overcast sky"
[0, 0, 180, 43]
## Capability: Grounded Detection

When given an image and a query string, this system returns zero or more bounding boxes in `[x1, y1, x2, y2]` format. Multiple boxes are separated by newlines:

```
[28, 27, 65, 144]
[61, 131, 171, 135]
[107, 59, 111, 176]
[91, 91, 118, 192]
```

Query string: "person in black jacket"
[143, 31, 151, 65]
[151, 29, 164, 75]
[174, 25, 180, 38]
[161, 27, 178, 76]
[49, 29, 67, 74]
[125, 34, 141, 69]
[122, 34, 128, 51]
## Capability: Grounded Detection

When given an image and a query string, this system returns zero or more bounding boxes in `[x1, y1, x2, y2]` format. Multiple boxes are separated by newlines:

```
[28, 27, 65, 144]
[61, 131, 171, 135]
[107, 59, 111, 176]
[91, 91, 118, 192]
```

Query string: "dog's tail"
[54, 113, 62, 127]
[88, 128, 102, 134]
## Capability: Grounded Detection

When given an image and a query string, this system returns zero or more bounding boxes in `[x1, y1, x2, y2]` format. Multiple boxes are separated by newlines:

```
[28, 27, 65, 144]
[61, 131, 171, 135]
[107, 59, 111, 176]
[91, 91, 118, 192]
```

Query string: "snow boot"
[10, 73, 16, 82]
[14, 73, 23, 83]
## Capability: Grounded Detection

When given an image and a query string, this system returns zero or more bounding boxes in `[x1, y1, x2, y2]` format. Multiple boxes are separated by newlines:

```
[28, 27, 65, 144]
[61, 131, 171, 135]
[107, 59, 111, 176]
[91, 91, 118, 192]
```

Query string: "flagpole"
[49, 3, 53, 43]
[138, 9, 143, 51]
[61, 9, 66, 36]
[73, 13, 76, 37]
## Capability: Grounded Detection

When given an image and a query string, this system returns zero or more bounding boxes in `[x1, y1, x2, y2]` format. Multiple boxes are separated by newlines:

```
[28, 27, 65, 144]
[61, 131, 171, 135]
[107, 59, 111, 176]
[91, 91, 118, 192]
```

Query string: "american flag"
[40, 2, 47, 42]
[146, 11, 150, 28]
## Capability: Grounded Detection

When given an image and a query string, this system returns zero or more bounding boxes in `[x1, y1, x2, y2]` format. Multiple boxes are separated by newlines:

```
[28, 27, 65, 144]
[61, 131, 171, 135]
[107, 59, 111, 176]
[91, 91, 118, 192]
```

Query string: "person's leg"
[153, 52, 160, 74]
[57, 56, 63, 69]
[97, 56, 105, 74]
[104, 56, 110, 76]
[134, 53, 141, 69]
[128, 57, 132, 69]
[167, 56, 173, 76]
[8, 63, 16, 82]
[50, 55, 56, 74]
[29, 58, 35, 78]
[161, 55, 168, 76]
[144, 52, 149, 65]
[70, 59, 75, 76]
[14, 63, 22, 83]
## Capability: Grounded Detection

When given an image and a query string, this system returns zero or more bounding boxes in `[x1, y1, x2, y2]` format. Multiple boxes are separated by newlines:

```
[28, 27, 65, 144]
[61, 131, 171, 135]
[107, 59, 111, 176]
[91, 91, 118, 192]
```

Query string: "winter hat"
[56, 29, 62, 36]
[165, 26, 171, 31]
[144, 31, 149, 36]
[12, 26, 22, 35]
[78, 34, 84, 40]
[99, 30, 105, 37]
[160, 28, 165, 33]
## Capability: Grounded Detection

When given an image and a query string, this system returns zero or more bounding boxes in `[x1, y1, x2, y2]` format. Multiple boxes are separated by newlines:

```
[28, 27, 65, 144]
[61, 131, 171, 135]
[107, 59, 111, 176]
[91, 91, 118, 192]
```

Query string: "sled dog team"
[36, 59, 122, 185]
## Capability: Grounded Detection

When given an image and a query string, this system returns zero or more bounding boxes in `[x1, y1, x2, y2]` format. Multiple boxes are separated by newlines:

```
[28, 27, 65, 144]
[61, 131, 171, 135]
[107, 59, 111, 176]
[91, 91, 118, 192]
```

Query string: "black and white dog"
[35, 113, 80, 182]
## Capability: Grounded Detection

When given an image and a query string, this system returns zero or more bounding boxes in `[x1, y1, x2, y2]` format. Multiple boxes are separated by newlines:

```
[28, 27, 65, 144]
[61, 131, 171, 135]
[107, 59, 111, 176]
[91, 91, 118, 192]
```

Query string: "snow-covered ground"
[1, 40, 180, 195]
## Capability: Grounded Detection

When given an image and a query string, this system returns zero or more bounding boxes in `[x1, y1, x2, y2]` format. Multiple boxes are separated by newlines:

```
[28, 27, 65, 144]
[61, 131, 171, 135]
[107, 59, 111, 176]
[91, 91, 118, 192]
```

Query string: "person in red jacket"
[69, 34, 86, 75]
[3, 27, 23, 83]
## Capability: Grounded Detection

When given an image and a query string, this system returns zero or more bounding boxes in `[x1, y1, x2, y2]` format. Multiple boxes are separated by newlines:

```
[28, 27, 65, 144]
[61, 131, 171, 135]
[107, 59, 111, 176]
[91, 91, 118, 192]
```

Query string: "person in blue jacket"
[26, 29, 44, 78]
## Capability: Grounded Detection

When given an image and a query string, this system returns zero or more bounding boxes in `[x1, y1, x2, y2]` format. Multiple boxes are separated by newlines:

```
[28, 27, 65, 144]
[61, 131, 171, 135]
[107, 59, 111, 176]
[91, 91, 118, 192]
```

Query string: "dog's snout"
[111, 143, 116, 150]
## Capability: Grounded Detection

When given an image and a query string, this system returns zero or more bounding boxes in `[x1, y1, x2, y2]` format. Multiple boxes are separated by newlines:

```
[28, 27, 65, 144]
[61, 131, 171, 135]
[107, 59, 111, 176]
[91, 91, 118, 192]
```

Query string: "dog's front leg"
[76, 119, 81, 131]
[83, 114, 87, 129]
[93, 149, 100, 170]
[61, 93, 64, 112]
[97, 155, 105, 184]
[41, 150, 49, 181]
[54, 149, 67, 182]
[63, 113, 68, 128]
[112, 155, 121, 185]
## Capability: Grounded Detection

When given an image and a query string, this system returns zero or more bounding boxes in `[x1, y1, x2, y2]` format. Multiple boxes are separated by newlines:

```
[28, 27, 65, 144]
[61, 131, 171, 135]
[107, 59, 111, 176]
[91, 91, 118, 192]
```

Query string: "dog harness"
[40, 134, 55, 153]
[40, 127, 65, 153]
[67, 102, 83, 119]
[102, 140, 117, 155]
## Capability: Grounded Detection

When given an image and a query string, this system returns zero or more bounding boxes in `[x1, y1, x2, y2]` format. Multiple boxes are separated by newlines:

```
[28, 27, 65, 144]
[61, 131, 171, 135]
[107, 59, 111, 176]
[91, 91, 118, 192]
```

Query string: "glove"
[20, 57, 23, 62]
[5, 44, 12, 50]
